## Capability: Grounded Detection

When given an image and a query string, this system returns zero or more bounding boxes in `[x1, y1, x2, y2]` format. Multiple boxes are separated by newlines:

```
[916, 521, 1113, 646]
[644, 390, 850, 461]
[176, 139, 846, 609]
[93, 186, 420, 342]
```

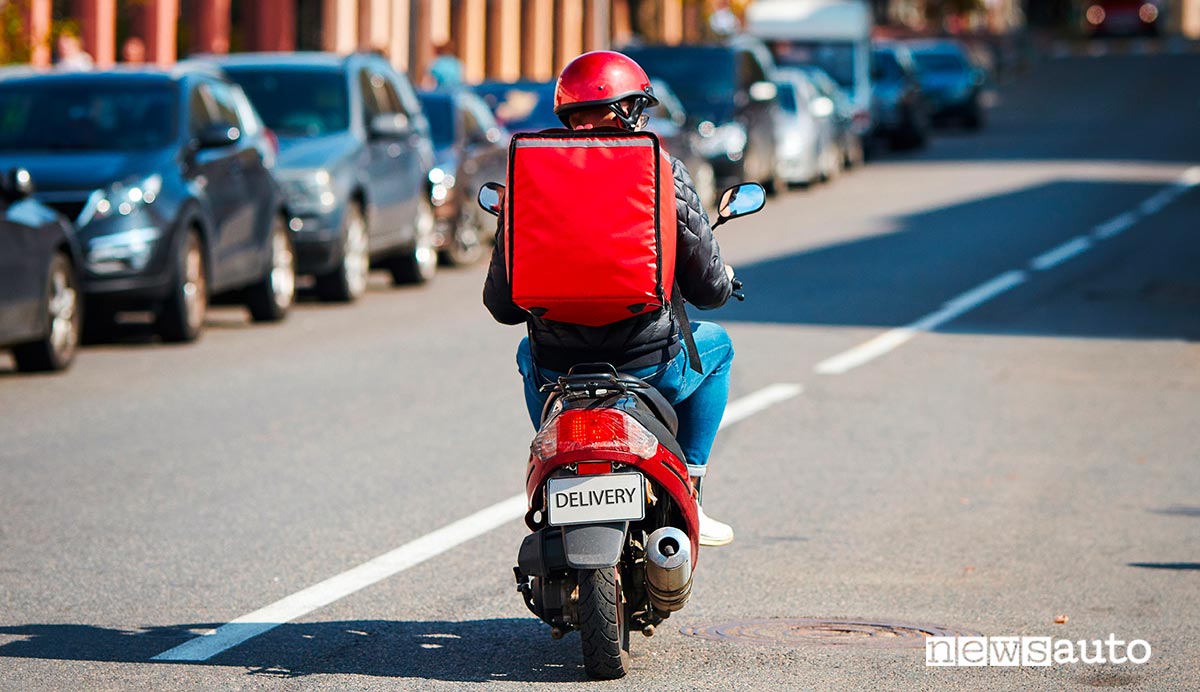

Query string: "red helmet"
[553, 51, 659, 129]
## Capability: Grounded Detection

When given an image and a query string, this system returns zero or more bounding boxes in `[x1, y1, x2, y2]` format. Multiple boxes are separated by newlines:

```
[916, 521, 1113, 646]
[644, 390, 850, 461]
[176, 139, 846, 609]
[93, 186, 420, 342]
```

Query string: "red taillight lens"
[577, 461, 614, 475]
[532, 409, 658, 461]
[263, 127, 280, 157]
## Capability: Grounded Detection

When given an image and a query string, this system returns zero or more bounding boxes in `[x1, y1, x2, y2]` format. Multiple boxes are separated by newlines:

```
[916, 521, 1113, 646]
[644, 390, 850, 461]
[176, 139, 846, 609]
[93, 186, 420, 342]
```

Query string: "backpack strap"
[670, 285, 703, 374]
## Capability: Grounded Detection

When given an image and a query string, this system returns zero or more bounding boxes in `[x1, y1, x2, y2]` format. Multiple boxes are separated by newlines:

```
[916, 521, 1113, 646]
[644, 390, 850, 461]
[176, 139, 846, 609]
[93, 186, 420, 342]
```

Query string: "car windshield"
[912, 51, 967, 73]
[225, 68, 348, 137]
[873, 50, 905, 82]
[0, 82, 177, 151]
[620, 47, 735, 122]
[419, 93, 455, 148]
[775, 82, 798, 113]
[473, 82, 560, 132]
[770, 41, 856, 89]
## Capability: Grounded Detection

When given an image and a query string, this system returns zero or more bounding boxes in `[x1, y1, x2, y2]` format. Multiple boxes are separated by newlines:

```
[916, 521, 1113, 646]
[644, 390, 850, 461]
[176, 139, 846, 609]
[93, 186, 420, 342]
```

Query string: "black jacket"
[484, 155, 732, 372]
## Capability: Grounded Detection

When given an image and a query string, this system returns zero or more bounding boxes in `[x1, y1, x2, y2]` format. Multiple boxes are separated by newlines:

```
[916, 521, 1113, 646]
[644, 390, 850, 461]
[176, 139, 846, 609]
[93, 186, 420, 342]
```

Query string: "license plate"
[547, 473, 645, 526]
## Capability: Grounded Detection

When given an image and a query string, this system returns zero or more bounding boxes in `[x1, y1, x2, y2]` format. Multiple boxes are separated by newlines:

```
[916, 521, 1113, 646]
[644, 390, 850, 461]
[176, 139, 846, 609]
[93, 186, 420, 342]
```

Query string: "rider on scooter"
[484, 50, 737, 546]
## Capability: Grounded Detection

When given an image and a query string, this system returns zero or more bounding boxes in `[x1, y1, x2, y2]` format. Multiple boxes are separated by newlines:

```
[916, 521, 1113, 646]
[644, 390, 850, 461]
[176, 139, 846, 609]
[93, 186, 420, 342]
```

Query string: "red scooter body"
[525, 412, 700, 566]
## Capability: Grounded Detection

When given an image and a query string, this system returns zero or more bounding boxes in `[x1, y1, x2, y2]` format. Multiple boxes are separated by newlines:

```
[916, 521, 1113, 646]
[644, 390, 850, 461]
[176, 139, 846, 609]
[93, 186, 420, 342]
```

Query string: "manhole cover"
[680, 618, 981, 649]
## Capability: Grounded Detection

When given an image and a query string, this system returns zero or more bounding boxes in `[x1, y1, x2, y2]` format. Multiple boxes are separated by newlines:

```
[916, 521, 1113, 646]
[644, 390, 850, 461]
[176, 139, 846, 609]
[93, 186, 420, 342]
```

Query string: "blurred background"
[2, 0, 1198, 76]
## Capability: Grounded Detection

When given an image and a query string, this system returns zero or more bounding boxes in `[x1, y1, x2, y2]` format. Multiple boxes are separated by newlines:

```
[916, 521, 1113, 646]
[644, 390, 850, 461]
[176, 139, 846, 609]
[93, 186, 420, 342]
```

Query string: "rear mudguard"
[563, 522, 627, 569]
[518, 522, 628, 576]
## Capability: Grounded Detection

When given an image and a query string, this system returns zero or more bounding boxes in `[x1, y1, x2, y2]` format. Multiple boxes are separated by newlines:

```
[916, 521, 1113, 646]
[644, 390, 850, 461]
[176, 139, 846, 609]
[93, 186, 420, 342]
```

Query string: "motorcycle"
[478, 181, 765, 678]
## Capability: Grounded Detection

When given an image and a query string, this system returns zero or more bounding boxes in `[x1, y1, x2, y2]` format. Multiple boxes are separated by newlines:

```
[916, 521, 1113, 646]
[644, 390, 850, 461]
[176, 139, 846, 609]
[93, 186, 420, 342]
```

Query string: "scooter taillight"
[532, 409, 658, 461]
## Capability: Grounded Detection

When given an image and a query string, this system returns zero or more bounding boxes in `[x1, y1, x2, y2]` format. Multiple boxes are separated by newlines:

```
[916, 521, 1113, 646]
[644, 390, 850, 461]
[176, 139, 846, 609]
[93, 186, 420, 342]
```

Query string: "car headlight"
[428, 167, 457, 206]
[279, 169, 337, 214]
[82, 174, 162, 226]
[86, 227, 162, 274]
[694, 121, 748, 159]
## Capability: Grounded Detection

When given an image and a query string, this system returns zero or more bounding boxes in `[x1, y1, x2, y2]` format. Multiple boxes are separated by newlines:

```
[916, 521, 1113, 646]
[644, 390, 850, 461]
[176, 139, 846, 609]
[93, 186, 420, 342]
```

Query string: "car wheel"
[316, 202, 370, 302]
[389, 198, 438, 285]
[438, 206, 484, 267]
[157, 229, 207, 343]
[12, 252, 81, 372]
[761, 153, 781, 196]
[246, 214, 295, 322]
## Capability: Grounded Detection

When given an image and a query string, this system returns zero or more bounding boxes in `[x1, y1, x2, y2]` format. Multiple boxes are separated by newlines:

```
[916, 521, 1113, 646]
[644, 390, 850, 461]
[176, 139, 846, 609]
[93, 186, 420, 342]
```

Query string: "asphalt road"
[2, 50, 1199, 691]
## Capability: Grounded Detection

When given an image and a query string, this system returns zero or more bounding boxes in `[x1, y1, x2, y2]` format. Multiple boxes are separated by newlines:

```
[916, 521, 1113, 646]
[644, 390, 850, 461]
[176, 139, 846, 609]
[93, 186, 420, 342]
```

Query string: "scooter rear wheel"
[578, 567, 629, 679]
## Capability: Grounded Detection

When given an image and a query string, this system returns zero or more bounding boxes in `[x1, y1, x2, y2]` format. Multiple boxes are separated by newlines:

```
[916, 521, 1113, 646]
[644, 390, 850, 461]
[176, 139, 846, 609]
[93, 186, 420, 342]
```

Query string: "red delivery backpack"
[505, 129, 677, 327]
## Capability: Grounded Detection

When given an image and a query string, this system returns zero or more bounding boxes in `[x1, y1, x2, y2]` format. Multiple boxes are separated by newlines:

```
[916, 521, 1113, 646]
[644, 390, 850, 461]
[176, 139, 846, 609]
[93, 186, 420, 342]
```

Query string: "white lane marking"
[1030, 236, 1092, 271]
[152, 383, 800, 662]
[152, 494, 528, 662]
[815, 271, 1027, 375]
[816, 166, 1199, 376]
[1092, 211, 1139, 240]
[1139, 189, 1177, 215]
[721, 383, 803, 427]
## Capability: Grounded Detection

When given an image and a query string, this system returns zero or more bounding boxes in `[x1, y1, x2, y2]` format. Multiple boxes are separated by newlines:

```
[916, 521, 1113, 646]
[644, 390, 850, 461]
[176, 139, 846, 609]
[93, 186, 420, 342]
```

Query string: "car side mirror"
[194, 123, 241, 150]
[478, 182, 505, 217]
[714, 182, 765, 227]
[2, 167, 34, 200]
[369, 112, 411, 140]
[748, 81, 778, 103]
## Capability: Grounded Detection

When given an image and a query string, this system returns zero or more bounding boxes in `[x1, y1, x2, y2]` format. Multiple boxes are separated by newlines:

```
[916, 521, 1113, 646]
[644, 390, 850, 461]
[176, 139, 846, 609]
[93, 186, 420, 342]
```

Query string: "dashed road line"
[815, 166, 1200, 375]
[151, 382, 802, 662]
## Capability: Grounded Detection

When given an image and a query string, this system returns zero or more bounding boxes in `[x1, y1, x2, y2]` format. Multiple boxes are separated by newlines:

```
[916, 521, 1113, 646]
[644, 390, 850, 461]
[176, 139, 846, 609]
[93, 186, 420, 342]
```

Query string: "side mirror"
[478, 182, 505, 217]
[195, 123, 241, 149]
[714, 182, 765, 227]
[748, 81, 778, 103]
[369, 112, 411, 140]
[2, 167, 34, 200]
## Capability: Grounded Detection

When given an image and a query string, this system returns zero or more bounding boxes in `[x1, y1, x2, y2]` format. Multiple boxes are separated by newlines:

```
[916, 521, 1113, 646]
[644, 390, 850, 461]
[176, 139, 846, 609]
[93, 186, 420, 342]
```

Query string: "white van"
[746, 0, 873, 136]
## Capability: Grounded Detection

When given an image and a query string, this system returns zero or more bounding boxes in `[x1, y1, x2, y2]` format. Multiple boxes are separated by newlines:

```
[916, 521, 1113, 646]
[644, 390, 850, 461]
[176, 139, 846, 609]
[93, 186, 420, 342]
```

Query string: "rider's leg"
[644, 321, 735, 546]
[516, 337, 551, 430]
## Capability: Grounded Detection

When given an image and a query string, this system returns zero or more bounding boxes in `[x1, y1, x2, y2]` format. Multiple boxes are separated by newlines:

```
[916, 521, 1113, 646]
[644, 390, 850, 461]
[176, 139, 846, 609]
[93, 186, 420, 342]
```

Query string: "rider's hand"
[725, 264, 735, 282]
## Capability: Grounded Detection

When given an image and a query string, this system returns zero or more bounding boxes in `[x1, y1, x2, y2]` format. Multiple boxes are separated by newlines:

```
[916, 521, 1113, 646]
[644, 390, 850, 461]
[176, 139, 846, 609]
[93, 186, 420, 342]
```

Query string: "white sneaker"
[698, 506, 734, 547]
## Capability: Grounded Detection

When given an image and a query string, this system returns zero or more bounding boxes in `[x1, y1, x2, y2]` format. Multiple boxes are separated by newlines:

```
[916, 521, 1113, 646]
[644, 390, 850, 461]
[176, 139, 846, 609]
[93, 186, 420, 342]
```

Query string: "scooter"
[478, 181, 765, 679]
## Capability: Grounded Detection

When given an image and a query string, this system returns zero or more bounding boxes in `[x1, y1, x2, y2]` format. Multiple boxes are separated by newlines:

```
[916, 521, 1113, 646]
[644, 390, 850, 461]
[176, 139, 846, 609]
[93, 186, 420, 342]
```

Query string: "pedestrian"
[121, 37, 146, 64]
[427, 42, 463, 90]
[55, 32, 93, 71]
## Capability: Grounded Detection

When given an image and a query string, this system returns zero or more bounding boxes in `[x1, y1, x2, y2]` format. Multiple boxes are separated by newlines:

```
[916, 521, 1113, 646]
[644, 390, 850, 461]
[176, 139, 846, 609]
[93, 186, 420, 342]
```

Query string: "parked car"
[0, 67, 294, 343]
[870, 43, 931, 151]
[215, 52, 437, 301]
[417, 89, 508, 265]
[472, 80, 560, 135]
[747, 0, 874, 148]
[622, 39, 782, 194]
[1084, 0, 1161, 37]
[644, 78, 717, 208]
[0, 168, 83, 371]
[905, 39, 986, 130]
[792, 64, 865, 168]
[773, 68, 840, 187]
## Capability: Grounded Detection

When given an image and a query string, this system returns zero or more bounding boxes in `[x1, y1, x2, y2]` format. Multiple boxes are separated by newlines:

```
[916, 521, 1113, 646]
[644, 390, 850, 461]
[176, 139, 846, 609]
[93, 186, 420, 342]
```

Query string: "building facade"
[19, 0, 720, 82]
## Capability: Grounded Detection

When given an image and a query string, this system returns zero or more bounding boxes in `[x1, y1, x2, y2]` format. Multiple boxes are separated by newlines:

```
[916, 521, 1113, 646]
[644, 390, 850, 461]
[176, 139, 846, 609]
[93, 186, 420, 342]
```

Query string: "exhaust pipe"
[645, 526, 692, 612]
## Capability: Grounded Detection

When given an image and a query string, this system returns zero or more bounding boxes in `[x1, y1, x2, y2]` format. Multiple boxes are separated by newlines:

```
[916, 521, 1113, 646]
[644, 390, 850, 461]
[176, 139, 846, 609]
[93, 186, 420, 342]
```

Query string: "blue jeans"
[516, 321, 734, 472]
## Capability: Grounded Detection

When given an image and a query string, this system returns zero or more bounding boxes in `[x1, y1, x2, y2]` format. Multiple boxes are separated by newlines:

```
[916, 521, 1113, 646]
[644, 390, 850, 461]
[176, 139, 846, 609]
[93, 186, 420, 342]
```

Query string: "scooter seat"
[620, 374, 679, 436]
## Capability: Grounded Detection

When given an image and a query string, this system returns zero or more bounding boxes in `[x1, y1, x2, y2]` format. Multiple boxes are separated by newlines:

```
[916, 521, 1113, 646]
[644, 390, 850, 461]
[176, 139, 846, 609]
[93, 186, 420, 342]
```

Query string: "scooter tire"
[578, 567, 629, 679]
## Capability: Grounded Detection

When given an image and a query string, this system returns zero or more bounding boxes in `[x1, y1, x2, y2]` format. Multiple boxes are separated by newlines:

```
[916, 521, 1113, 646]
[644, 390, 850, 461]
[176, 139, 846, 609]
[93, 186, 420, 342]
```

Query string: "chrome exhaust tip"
[645, 526, 693, 612]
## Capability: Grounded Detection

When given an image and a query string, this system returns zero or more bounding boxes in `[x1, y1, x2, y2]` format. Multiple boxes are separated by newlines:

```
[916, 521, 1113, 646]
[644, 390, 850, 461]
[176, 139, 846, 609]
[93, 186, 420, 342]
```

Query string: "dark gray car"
[0, 67, 295, 343]
[0, 169, 83, 372]
[215, 52, 438, 301]
[622, 38, 782, 195]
